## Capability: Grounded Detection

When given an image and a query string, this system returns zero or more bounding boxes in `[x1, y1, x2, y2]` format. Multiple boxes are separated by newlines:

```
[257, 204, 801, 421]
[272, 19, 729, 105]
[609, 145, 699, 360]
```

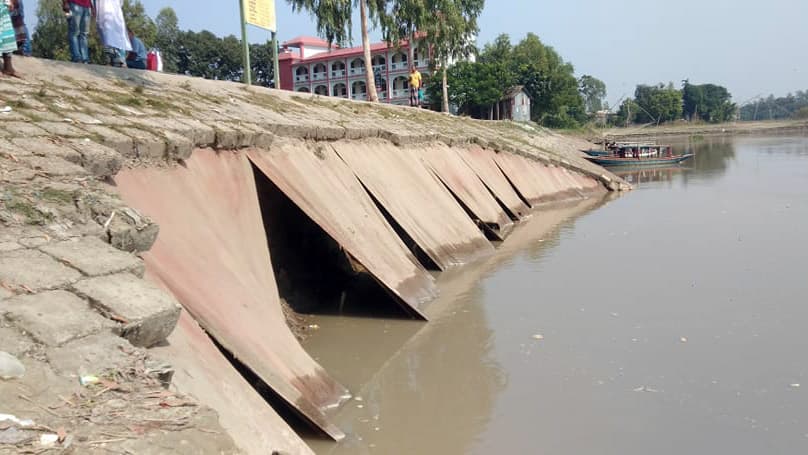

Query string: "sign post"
[241, 0, 278, 87]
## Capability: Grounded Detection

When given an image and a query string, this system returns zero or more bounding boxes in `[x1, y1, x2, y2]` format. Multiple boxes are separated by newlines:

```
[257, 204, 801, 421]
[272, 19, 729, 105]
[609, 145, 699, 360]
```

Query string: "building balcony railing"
[295, 74, 309, 82]
[349, 67, 365, 76]
[352, 93, 367, 101]
[390, 61, 408, 71]
[331, 69, 346, 78]
[311, 72, 327, 81]
[391, 88, 409, 98]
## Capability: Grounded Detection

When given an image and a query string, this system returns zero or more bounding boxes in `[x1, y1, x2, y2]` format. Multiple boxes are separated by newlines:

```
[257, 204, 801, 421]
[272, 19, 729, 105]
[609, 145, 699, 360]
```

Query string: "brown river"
[303, 135, 808, 454]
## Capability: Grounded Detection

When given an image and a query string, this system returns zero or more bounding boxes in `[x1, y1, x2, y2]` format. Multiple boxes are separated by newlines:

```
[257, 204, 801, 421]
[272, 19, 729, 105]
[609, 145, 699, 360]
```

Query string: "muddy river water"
[303, 135, 808, 454]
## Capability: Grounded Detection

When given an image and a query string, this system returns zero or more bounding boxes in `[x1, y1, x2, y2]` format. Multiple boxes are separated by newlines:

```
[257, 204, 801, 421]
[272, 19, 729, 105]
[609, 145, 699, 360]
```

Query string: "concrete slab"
[0, 326, 35, 356]
[458, 145, 531, 219]
[416, 142, 514, 239]
[39, 236, 144, 277]
[82, 125, 135, 157]
[248, 141, 436, 319]
[1, 121, 48, 137]
[334, 139, 495, 270]
[152, 310, 316, 455]
[0, 248, 82, 292]
[72, 273, 181, 348]
[1, 290, 112, 346]
[48, 332, 135, 376]
[10, 137, 83, 165]
[67, 139, 124, 178]
[117, 127, 166, 159]
[19, 155, 89, 177]
[115, 149, 348, 441]
[36, 121, 88, 137]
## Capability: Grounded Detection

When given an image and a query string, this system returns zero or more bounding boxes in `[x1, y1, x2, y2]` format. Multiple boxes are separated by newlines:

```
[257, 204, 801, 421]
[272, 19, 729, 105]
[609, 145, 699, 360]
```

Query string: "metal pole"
[272, 31, 280, 89]
[239, 0, 252, 85]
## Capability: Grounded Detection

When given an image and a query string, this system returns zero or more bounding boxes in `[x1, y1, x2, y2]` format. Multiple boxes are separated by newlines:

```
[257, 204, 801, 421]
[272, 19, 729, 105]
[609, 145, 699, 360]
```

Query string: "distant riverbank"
[583, 119, 808, 142]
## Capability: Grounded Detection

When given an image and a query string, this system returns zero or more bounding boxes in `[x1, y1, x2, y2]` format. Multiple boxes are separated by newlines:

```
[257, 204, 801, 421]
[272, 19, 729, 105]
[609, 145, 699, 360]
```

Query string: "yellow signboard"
[244, 0, 277, 32]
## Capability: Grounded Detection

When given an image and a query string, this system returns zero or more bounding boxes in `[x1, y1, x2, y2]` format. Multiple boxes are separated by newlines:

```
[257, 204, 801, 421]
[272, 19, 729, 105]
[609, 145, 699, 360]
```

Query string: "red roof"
[282, 36, 336, 48]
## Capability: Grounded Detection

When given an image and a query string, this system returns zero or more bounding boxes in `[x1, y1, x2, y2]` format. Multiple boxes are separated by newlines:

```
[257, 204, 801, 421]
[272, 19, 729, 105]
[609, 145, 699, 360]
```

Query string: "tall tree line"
[738, 91, 808, 121]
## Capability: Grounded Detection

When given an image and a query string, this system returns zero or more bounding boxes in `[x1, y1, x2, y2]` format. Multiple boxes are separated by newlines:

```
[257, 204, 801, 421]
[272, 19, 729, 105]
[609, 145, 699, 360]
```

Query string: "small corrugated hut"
[497, 86, 532, 122]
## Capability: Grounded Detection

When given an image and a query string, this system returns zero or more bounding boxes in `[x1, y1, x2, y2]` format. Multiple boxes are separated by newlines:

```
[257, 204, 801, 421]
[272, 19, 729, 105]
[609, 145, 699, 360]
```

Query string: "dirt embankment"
[590, 119, 808, 142]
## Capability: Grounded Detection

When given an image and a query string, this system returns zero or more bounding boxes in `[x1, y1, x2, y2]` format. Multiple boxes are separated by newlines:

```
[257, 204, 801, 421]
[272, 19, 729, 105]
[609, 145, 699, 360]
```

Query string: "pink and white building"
[278, 36, 431, 105]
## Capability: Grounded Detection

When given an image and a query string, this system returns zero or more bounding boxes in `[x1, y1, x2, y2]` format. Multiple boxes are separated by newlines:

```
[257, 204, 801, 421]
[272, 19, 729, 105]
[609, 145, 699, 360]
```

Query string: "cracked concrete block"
[163, 130, 193, 161]
[107, 213, 159, 253]
[82, 125, 135, 157]
[72, 273, 181, 347]
[39, 236, 144, 278]
[67, 139, 123, 178]
[173, 118, 216, 147]
[1, 121, 49, 137]
[19, 155, 88, 177]
[10, 137, 83, 165]
[48, 332, 135, 375]
[213, 123, 240, 149]
[36, 121, 88, 137]
[236, 123, 274, 148]
[1, 290, 113, 346]
[117, 127, 166, 159]
[0, 249, 82, 292]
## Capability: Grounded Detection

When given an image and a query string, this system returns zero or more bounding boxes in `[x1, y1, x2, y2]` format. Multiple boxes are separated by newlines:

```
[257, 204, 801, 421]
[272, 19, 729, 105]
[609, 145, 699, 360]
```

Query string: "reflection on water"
[304, 197, 612, 455]
[305, 136, 808, 455]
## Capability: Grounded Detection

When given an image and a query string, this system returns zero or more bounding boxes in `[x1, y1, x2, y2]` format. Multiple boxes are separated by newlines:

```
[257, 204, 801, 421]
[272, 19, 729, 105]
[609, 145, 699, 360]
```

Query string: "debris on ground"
[0, 352, 25, 380]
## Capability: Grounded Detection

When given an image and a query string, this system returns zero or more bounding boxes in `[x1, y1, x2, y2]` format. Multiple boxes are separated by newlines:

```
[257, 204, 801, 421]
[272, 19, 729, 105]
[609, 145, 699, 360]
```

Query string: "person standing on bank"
[8, 0, 29, 56]
[125, 28, 146, 70]
[63, 0, 93, 63]
[408, 65, 422, 107]
[0, 0, 20, 77]
[95, 0, 129, 67]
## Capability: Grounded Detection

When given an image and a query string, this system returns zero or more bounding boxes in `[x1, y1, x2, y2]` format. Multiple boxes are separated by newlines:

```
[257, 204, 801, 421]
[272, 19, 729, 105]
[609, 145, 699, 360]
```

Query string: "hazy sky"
[28, 0, 808, 106]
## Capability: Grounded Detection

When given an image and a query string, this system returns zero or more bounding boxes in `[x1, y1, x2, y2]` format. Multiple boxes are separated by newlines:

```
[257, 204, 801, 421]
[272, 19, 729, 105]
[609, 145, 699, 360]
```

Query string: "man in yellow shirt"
[408, 65, 422, 107]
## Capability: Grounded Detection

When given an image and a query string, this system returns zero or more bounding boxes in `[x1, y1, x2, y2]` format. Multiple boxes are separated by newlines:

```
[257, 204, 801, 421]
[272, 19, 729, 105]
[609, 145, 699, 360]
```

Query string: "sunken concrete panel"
[457, 145, 531, 219]
[333, 139, 495, 271]
[115, 149, 348, 441]
[415, 142, 514, 240]
[247, 139, 436, 318]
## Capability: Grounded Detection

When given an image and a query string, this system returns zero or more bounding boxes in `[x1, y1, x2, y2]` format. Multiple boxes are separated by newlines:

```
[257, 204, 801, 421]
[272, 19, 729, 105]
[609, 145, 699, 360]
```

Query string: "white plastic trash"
[0, 351, 25, 380]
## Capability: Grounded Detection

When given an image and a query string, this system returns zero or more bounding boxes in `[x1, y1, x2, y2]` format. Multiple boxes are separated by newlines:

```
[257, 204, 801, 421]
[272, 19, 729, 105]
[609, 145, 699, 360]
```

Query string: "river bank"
[0, 58, 625, 453]
[587, 119, 808, 142]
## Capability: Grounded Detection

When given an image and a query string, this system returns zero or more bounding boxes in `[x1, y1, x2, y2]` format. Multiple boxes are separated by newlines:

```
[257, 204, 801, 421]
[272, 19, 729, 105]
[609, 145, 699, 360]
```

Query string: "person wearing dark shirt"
[126, 28, 146, 70]
[63, 0, 93, 63]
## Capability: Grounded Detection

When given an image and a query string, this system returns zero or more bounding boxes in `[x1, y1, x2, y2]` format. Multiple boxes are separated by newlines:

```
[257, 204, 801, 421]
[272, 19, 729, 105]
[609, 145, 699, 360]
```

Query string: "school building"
[278, 36, 431, 106]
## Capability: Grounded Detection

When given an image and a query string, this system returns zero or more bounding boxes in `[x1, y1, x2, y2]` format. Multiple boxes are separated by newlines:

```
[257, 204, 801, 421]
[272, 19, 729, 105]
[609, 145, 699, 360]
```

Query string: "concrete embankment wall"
[114, 137, 605, 448]
[0, 58, 627, 454]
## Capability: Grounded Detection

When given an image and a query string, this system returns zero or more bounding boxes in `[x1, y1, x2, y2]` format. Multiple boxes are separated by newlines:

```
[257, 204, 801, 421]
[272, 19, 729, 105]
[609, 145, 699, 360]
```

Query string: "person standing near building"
[95, 0, 129, 67]
[125, 28, 147, 70]
[0, 0, 19, 76]
[63, 0, 93, 63]
[408, 65, 422, 107]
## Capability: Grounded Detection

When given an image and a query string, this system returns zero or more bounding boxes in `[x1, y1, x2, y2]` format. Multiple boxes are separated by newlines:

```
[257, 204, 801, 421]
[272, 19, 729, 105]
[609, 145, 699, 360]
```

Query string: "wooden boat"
[584, 149, 610, 157]
[585, 154, 694, 167]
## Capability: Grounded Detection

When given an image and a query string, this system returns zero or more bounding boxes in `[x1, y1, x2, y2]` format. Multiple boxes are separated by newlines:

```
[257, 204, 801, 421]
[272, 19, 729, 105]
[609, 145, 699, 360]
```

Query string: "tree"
[122, 0, 156, 46]
[433, 60, 511, 117]
[682, 80, 735, 123]
[579, 75, 606, 114]
[422, 0, 484, 112]
[379, 0, 427, 65]
[286, 0, 381, 102]
[633, 83, 682, 124]
[155, 7, 180, 73]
